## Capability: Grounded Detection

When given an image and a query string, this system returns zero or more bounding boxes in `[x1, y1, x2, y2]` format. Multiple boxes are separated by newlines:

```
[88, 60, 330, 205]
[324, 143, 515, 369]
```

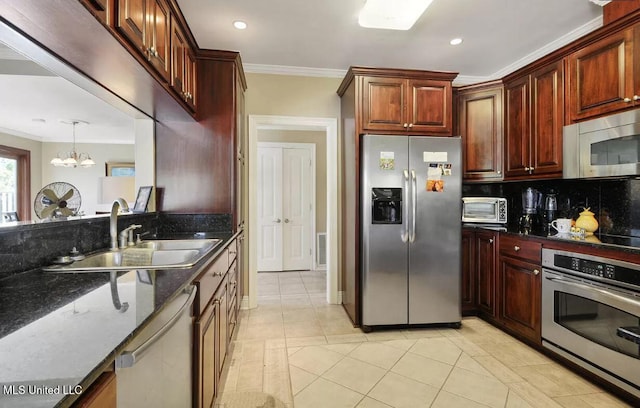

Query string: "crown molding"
[491, 15, 602, 79]
[453, 75, 493, 86]
[243, 63, 347, 78]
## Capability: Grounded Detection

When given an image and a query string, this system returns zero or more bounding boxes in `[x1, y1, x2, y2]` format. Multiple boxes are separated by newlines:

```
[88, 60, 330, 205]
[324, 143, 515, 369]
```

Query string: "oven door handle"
[546, 276, 640, 309]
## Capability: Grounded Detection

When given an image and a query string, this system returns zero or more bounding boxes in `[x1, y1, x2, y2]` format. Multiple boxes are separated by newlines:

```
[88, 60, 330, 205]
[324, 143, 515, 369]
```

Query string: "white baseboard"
[337, 291, 344, 304]
[240, 295, 250, 310]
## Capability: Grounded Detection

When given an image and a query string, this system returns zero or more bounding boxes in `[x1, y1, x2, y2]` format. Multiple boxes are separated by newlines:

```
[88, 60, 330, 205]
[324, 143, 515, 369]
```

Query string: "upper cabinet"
[340, 67, 457, 136]
[457, 81, 504, 181]
[171, 21, 196, 110]
[116, 0, 171, 80]
[567, 25, 640, 122]
[80, 0, 112, 26]
[504, 60, 564, 179]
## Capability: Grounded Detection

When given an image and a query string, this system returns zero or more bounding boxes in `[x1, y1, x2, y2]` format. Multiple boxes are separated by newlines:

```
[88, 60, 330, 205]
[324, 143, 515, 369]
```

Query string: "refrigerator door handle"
[401, 170, 409, 243]
[410, 169, 417, 243]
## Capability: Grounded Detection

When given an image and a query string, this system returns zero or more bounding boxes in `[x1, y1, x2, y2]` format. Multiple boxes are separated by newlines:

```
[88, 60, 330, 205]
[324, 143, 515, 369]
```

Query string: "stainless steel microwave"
[462, 197, 507, 224]
[564, 109, 640, 178]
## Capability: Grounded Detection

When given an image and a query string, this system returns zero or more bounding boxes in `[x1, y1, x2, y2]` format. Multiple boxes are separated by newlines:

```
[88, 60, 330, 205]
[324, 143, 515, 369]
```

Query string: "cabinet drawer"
[228, 238, 238, 265]
[499, 235, 541, 263]
[194, 254, 228, 316]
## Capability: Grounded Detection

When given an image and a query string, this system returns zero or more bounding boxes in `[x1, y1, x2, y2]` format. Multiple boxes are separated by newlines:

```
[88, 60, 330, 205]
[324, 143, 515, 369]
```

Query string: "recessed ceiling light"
[359, 0, 434, 30]
[233, 20, 247, 30]
[450, 38, 463, 46]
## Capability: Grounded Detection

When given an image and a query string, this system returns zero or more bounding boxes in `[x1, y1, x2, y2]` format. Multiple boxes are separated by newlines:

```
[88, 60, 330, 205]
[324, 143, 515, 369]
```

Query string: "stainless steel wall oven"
[541, 248, 640, 398]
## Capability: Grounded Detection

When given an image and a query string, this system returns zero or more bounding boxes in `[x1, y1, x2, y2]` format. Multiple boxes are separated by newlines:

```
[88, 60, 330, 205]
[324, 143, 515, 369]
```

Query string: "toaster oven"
[462, 197, 507, 224]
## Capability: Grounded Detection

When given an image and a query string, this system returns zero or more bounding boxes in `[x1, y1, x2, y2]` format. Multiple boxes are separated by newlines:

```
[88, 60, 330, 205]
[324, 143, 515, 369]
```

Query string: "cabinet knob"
[529, 167, 535, 173]
[403, 123, 408, 128]
[408, 123, 413, 128]
[514, 245, 520, 252]
[274, 218, 281, 223]
[624, 97, 632, 103]
[497, 171, 501, 174]
[284, 218, 290, 223]
[212, 271, 223, 277]
[489, 238, 494, 244]
[533, 269, 540, 275]
[634, 95, 640, 101]
[524, 167, 530, 171]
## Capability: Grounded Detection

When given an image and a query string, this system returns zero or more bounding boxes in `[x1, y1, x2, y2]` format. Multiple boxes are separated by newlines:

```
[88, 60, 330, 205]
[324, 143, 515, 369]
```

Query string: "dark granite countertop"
[0, 231, 236, 408]
[463, 223, 640, 255]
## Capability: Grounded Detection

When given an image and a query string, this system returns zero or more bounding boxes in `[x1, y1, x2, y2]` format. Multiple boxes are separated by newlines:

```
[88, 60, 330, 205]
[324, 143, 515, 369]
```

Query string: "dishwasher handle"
[116, 285, 196, 368]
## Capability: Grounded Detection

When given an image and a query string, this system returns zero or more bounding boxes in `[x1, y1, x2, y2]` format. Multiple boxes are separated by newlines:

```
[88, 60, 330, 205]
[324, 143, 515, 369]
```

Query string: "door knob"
[274, 218, 281, 223]
[284, 218, 290, 223]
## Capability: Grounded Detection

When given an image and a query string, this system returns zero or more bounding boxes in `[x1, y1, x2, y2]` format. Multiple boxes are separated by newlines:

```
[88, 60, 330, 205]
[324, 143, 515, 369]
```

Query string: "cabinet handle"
[533, 269, 540, 275]
[214, 298, 220, 305]
[403, 123, 408, 128]
[212, 271, 223, 277]
[624, 97, 632, 103]
[529, 167, 535, 173]
[284, 218, 290, 223]
[514, 245, 520, 252]
[408, 123, 413, 128]
[489, 238, 494, 244]
[634, 95, 640, 101]
[274, 218, 281, 223]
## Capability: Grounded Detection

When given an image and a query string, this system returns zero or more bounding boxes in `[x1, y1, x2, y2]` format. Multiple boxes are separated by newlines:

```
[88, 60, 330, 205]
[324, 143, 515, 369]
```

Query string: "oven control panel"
[543, 249, 640, 291]
[570, 258, 616, 279]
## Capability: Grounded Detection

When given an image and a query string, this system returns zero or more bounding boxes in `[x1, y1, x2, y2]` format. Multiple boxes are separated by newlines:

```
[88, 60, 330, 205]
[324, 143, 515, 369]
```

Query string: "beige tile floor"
[218, 270, 631, 408]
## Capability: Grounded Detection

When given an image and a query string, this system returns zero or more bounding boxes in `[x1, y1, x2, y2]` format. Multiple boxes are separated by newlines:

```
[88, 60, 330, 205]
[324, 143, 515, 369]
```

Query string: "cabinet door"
[170, 20, 186, 96]
[458, 86, 503, 181]
[461, 230, 476, 314]
[504, 75, 531, 178]
[215, 280, 228, 378]
[361, 76, 406, 132]
[498, 256, 541, 343]
[531, 61, 563, 176]
[195, 299, 218, 408]
[74, 372, 116, 408]
[81, 0, 112, 25]
[146, 0, 170, 80]
[184, 49, 197, 110]
[476, 231, 497, 317]
[567, 27, 635, 122]
[116, 0, 147, 54]
[408, 79, 452, 135]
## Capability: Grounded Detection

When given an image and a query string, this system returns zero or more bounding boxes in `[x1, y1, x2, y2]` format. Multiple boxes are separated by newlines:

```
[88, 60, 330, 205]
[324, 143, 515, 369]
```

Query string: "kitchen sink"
[43, 239, 221, 272]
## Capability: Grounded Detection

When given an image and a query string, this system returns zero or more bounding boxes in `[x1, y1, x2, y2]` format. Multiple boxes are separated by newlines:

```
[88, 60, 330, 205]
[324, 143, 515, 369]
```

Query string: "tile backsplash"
[463, 177, 640, 237]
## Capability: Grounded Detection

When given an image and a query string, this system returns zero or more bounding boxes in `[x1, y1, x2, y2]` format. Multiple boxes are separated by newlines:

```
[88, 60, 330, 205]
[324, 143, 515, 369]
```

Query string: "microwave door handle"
[401, 170, 409, 243]
[410, 170, 417, 243]
[546, 276, 640, 309]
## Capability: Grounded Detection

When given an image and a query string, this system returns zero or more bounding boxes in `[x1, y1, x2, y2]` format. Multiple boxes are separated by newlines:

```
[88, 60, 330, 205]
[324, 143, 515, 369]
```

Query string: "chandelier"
[50, 120, 96, 168]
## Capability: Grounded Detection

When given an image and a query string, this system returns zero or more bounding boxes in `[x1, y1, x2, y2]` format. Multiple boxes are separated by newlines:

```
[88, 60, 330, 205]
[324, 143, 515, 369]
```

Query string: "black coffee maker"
[519, 187, 543, 232]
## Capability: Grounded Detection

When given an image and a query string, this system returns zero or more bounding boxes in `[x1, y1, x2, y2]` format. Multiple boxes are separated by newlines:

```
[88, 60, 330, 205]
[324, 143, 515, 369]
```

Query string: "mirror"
[0, 26, 155, 223]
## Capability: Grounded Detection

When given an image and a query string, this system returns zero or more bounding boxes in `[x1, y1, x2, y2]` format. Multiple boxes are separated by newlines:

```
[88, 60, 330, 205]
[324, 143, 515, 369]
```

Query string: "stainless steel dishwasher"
[116, 285, 196, 407]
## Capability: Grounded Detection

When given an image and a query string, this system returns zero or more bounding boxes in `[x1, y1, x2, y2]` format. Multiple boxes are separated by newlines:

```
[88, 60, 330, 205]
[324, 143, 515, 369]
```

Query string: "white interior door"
[283, 148, 312, 270]
[257, 143, 314, 272]
[257, 147, 283, 271]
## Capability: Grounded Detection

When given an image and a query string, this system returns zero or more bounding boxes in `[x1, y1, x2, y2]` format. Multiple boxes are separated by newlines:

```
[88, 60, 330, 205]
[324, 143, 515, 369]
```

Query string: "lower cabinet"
[497, 235, 542, 344]
[195, 293, 218, 408]
[476, 230, 498, 318]
[74, 371, 116, 408]
[461, 229, 476, 314]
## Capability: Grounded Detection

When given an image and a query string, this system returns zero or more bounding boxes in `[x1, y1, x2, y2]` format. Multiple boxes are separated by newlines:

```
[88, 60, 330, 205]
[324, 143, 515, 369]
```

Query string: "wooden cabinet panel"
[74, 372, 116, 408]
[476, 230, 497, 317]
[195, 298, 217, 408]
[81, 0, 112, 25]
[461, 229, 476, 314]
[499, 235, 541, 263]
[215, 279, 228, 378]
[170, 20, 186, 95]
[116, 0, 146, 54]
[408, 79, 452, 134]
[457, 83, 503, 181]
[504, 75, 531, 177]
[567, 27, 637, 121]
[362, 76, 405, 132]
[193, 250, 228, 316]
[498, 255, 541, 343]
[146, 0, 170, 80]
[531, 61, 563, 176]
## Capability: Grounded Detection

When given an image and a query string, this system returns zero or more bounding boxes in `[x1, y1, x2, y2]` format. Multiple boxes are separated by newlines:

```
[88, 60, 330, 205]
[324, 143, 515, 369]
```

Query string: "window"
[0, 145, 31, 221]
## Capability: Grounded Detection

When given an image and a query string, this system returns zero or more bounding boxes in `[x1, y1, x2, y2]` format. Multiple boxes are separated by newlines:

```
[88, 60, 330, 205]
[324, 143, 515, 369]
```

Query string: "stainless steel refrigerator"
[361, 135, 462, 329]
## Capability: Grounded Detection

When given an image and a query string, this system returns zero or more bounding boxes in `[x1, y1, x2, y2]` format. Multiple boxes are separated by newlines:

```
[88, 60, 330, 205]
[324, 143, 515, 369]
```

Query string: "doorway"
[248, 115, 338, 309]
[257, 142, 315, 272]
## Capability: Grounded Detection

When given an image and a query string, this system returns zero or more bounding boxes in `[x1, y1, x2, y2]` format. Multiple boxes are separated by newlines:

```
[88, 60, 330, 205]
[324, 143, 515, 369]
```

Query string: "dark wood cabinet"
[457, 81, 504, 181]
[74, 371, 116, 408]
[361, 75, 453, 135]
[497, 235, 542, 344]
[116, 0, 170, 80]
[80, 0, 112, 25]
[195, 292, 218, 408]
[504, 60, 563, 179]
[215, 278, 228, 378]
[476, 230, 498, 318]
[461, 229, 476, 314]
[567, 25, 640, 122]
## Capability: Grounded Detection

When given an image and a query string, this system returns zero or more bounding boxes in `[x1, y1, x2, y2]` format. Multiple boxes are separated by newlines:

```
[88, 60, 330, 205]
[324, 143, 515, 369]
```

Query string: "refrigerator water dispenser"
[372, 188, 402, 224]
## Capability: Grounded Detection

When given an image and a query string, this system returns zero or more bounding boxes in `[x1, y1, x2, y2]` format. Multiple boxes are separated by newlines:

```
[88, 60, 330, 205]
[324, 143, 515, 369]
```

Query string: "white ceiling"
[0, 43, 135, 144]
[177, 0, 604, 82]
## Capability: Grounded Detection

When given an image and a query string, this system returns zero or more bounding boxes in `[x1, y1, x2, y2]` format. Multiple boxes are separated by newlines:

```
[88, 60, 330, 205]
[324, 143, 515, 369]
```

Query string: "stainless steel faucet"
[110, 198, 130, 251]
